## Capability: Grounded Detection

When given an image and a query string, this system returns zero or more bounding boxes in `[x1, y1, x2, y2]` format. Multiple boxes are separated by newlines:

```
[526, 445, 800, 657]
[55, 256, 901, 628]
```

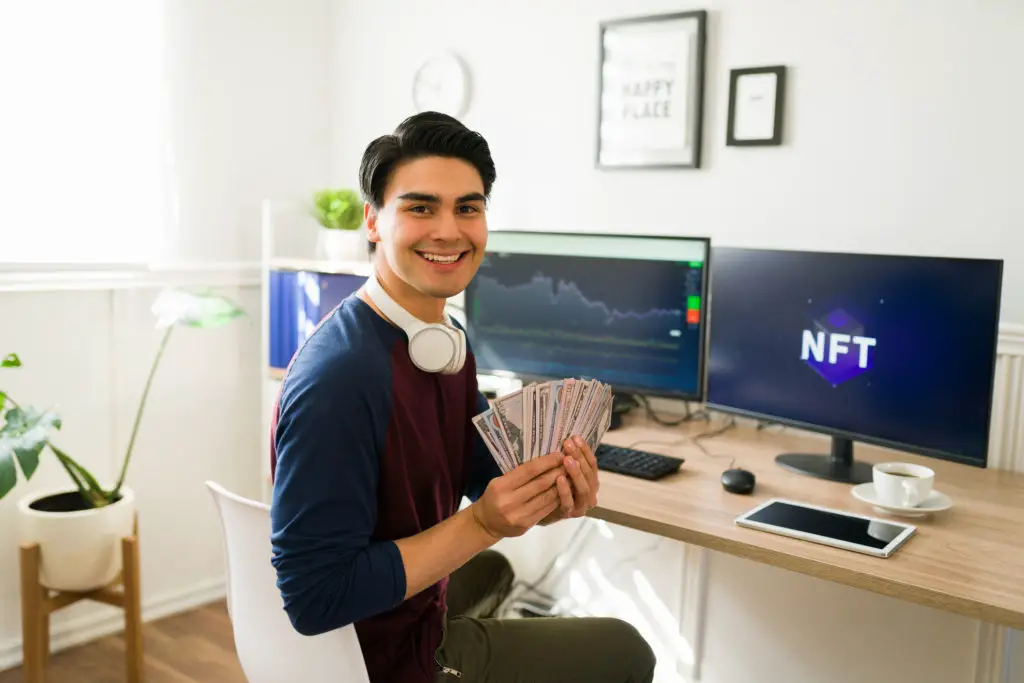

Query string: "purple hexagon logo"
[799, 308, 877, 386]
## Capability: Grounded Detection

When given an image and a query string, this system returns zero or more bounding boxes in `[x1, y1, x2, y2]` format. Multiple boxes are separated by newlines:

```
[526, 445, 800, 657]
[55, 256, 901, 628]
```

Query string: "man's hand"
[547, 435, 601, 522]
[471, 451, 566, 540]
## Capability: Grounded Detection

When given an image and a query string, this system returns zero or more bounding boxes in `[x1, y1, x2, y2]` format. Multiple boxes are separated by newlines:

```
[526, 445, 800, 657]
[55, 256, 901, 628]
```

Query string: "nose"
[431, 210, 461, 243]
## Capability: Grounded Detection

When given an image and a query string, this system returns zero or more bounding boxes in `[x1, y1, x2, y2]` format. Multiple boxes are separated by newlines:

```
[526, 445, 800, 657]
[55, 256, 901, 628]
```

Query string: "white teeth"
[420, 252, 461, 264]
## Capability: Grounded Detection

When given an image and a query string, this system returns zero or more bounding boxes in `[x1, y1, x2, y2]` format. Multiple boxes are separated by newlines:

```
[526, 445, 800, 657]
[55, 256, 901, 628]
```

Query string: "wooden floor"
[0, 601, 246, 683]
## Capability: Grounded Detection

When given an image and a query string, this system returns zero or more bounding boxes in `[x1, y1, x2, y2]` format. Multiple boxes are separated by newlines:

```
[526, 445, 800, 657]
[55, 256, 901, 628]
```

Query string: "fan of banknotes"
[473, 378, 614, 474]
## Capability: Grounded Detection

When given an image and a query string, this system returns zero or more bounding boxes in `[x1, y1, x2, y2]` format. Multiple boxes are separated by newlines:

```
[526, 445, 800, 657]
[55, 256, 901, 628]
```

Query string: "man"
[269, 112, 656, 683]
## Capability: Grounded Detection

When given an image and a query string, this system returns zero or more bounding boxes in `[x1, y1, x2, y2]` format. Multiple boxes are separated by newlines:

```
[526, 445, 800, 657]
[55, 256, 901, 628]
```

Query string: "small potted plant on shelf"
[312, 187, 364, 262]
[1, 287, 246, 592]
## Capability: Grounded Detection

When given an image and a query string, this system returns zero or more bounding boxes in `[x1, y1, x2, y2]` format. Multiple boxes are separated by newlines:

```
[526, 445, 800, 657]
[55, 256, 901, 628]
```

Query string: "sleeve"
[269, 355, 406, 637]
[463, 388, 503, 503]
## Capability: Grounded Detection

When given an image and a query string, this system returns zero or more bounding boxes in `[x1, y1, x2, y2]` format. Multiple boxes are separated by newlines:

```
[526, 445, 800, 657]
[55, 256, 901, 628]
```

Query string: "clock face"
[412, 53, 471, 118]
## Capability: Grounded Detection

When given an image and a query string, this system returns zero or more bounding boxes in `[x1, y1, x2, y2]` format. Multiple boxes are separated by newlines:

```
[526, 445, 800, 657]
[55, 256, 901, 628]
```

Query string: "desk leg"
[974, 622, 1010, 683]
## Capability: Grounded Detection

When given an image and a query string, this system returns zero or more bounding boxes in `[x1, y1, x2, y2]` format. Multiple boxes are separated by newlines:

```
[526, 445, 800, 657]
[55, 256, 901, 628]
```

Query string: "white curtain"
[0, 1, 169, 265]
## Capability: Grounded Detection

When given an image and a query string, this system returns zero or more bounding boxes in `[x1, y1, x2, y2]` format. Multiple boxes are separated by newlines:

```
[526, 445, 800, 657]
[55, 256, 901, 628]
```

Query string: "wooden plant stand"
[18, 516, 143, 683]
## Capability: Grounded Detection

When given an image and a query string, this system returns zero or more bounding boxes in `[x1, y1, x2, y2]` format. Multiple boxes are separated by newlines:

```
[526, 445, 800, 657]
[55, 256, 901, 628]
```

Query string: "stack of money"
[473, 378, 614, 474]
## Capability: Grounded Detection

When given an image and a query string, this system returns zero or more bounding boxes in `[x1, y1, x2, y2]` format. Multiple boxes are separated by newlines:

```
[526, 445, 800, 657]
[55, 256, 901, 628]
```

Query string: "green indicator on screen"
[688, 261, 702, 268]
[687, 295, 701, 310]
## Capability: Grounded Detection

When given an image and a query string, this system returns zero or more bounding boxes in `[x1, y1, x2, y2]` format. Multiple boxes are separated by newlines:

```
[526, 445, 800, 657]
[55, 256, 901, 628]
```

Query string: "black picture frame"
[595, 10, 708, 169]
[726, 65, 786, 147]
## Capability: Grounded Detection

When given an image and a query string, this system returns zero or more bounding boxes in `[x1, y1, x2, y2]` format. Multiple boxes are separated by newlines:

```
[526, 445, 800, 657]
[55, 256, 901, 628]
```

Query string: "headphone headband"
[364, 273, 418, 331]
[363, 273, 466, 374]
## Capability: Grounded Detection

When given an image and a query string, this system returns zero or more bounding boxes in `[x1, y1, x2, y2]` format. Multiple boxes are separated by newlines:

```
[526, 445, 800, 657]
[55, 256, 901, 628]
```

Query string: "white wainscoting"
[0, 264, 261, 672]
[976, 323, 1024, 683]
[988, 323, 1024, 472]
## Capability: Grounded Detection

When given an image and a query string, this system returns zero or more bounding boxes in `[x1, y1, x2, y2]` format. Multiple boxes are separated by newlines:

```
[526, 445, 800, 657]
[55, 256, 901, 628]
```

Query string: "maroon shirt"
[269, 296, 500, 683]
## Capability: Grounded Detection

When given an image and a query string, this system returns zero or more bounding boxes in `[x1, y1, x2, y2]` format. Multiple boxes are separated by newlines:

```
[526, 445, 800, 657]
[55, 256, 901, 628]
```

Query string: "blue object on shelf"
[269, 269, 366, 371]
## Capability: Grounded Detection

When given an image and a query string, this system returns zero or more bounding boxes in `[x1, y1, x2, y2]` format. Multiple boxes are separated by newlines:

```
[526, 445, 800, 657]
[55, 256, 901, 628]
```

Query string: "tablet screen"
[743, 500, 909, 550]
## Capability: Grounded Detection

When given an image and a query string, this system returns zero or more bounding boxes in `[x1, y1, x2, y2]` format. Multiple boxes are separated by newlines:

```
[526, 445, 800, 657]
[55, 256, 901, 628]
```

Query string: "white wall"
[0, 0, 333, 670]
[328, 0, 1024, 323]
[162, 0, 335, 264]
[327, 2, 1024, 683]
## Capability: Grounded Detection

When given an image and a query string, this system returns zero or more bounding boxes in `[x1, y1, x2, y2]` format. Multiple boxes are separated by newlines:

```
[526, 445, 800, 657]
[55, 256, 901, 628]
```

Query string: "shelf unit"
[259, 199, 373, 503]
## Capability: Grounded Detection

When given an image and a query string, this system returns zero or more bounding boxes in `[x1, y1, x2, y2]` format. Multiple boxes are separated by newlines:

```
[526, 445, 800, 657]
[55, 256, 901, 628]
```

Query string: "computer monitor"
[464, 231, 710, 402]
[705, 246, 1003, 483]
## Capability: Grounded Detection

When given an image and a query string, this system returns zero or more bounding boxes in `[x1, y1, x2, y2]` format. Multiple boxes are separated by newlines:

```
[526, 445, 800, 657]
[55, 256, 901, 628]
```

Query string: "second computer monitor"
[706, 246, 1003, 482]
[465, 231, 710, 400]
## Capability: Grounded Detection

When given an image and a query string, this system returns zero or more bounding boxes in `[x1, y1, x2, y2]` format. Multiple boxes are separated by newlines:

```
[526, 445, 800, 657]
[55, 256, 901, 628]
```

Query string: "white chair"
[205, 481, 370, 683]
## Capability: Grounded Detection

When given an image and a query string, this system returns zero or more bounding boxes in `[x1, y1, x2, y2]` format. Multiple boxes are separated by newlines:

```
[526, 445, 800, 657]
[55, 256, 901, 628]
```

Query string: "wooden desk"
[590, 413, 1024, 629]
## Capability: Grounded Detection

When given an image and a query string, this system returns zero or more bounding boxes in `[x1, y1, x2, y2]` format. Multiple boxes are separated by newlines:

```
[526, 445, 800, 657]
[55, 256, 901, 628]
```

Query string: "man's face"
[366, 156, 488, 309]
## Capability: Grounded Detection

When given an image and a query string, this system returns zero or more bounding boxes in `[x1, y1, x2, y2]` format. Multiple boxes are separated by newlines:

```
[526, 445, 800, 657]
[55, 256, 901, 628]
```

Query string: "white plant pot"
[318, 229, 364, 262]
[17, 486, 137, 592]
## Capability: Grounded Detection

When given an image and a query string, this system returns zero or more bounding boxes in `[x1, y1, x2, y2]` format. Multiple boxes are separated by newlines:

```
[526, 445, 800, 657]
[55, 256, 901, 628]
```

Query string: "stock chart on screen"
[464, 233, 708, 398]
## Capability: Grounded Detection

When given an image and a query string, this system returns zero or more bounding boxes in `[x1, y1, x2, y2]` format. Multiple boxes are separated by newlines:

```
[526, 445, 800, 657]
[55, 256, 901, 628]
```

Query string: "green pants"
[434, 550, 657, 683]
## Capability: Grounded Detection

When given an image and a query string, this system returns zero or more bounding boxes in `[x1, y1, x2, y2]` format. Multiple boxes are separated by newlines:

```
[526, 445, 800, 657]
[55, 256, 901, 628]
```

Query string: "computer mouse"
[721, 468, 756, 494]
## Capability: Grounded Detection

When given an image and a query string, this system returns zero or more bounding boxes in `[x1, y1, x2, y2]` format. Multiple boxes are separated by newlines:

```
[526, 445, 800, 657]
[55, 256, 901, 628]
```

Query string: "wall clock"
[411, 52, 472, 118]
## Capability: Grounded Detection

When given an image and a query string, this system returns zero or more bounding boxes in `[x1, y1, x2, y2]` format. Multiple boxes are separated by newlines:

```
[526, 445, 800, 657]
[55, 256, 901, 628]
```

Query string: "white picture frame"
[596, 11, 707, 169]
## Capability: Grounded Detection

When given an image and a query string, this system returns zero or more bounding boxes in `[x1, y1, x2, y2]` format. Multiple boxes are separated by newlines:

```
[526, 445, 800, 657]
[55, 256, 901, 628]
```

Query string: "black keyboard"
[594, 444, 684, 481]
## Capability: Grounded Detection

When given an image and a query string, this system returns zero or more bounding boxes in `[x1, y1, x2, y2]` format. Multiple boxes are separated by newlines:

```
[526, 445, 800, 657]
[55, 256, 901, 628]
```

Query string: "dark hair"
[359, 112, 496, 254]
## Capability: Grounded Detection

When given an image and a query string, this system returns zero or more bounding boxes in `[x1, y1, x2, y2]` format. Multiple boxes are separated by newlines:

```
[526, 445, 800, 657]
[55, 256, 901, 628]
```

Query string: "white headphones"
[363, 273, 466, 375]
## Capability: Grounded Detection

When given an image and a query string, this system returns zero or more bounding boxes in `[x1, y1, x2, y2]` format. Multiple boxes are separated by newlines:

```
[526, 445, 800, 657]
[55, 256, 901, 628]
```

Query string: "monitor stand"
[775, 436, 874, 484]
[607, 393, 639, 432]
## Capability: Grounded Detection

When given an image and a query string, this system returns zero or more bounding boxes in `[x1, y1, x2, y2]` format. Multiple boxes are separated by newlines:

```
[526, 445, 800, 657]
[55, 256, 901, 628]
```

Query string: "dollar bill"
[492, 389, 524, 466]
[535, 383, 551, 460]
[544, 380, 564, 455]
[522, 384, 536, 463]
[473, 412, 514, 473]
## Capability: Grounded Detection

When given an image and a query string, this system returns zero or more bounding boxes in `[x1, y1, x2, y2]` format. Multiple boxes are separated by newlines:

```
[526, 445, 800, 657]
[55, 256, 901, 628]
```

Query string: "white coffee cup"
[873, 462, 934, 508]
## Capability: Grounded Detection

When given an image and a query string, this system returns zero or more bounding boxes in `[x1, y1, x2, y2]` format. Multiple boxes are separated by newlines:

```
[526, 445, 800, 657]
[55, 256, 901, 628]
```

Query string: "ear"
[364, 202, 381, 244]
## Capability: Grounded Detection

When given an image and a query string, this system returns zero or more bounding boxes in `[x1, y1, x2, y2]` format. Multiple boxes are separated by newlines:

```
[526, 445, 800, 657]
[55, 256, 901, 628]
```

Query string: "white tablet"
[735, 498, 917, 558]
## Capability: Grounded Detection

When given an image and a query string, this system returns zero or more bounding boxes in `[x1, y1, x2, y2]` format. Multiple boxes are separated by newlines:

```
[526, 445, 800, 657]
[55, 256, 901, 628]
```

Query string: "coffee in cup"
[873, 462, 934, 507]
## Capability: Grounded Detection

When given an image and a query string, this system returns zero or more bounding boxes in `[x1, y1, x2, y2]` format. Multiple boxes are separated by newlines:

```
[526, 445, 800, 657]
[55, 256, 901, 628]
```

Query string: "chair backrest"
[205, 481, 370, 683]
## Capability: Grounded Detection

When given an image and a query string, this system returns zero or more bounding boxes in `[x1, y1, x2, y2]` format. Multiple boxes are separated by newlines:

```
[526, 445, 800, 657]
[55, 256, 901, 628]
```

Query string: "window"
[0, 1, 167, 266]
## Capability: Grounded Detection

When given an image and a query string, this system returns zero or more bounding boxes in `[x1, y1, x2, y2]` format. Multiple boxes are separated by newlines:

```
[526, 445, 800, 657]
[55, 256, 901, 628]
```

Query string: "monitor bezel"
[704, 246, 1005, 469]
[465, 230, 713, 403]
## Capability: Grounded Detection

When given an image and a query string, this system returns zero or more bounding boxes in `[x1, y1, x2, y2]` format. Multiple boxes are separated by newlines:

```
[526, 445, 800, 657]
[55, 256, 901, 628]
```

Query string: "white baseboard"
[0, 576, 227, 673]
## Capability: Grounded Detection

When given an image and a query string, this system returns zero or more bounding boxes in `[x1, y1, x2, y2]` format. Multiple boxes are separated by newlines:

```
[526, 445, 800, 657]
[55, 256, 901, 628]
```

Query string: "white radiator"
[989, 323, 1024, 472]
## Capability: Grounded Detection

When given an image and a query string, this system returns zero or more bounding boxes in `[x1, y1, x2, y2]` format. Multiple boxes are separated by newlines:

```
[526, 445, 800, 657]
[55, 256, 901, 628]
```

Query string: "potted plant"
[312, 188, 364, 261]
[1, 287, 245, 592]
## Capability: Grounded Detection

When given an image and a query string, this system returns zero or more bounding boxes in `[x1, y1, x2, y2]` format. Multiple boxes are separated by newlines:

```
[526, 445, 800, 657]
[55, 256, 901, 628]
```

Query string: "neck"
[367, 255, 447, 324]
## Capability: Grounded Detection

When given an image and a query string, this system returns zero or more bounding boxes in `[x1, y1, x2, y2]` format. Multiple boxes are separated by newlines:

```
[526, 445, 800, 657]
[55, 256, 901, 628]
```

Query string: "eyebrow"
[397, 191, 486, 204]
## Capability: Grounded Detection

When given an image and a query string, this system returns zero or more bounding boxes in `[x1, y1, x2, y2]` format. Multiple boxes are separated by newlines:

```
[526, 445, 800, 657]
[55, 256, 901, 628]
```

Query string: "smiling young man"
[269, 112, 656, 683]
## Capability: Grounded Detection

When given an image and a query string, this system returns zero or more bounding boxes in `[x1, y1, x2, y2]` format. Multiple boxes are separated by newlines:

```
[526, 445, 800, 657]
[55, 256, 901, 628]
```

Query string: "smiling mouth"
[417, 250, 469, 265]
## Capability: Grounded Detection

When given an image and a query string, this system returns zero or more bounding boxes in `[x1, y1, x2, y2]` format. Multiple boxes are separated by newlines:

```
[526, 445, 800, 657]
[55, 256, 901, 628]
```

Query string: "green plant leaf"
[2, 353, 21, 368]
[0, 452, 15, 500]
[151, 287, 247, 330]
[0, 406, 62, 500]
[312, 188, 363, 231]
[1, 406, 62, 481]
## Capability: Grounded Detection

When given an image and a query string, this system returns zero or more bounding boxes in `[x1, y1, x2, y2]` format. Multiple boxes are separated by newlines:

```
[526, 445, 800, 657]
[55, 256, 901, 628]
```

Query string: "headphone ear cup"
[452, 326, 467, 374]
[409, 325, 460, 374]
[440, 325, 465, 375]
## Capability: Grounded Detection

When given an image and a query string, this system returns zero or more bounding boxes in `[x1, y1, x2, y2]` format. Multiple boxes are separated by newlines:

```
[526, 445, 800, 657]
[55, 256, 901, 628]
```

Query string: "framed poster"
[726, 66, 786, 146]
[596, 11, 707, 169]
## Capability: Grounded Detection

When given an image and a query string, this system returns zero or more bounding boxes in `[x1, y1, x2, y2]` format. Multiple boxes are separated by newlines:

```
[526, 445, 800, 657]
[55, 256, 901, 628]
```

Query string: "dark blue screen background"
[706, 247, 1003, 466]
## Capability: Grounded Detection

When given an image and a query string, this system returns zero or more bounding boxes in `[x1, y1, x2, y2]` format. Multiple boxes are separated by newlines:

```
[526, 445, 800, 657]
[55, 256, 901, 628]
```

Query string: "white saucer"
[851, 483, 953, 518]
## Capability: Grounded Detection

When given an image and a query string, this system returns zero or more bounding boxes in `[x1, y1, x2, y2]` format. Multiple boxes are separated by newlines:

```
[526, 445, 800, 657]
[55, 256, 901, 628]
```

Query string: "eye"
[458, 204, 482, 214]
[407, 205, 430, 214]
